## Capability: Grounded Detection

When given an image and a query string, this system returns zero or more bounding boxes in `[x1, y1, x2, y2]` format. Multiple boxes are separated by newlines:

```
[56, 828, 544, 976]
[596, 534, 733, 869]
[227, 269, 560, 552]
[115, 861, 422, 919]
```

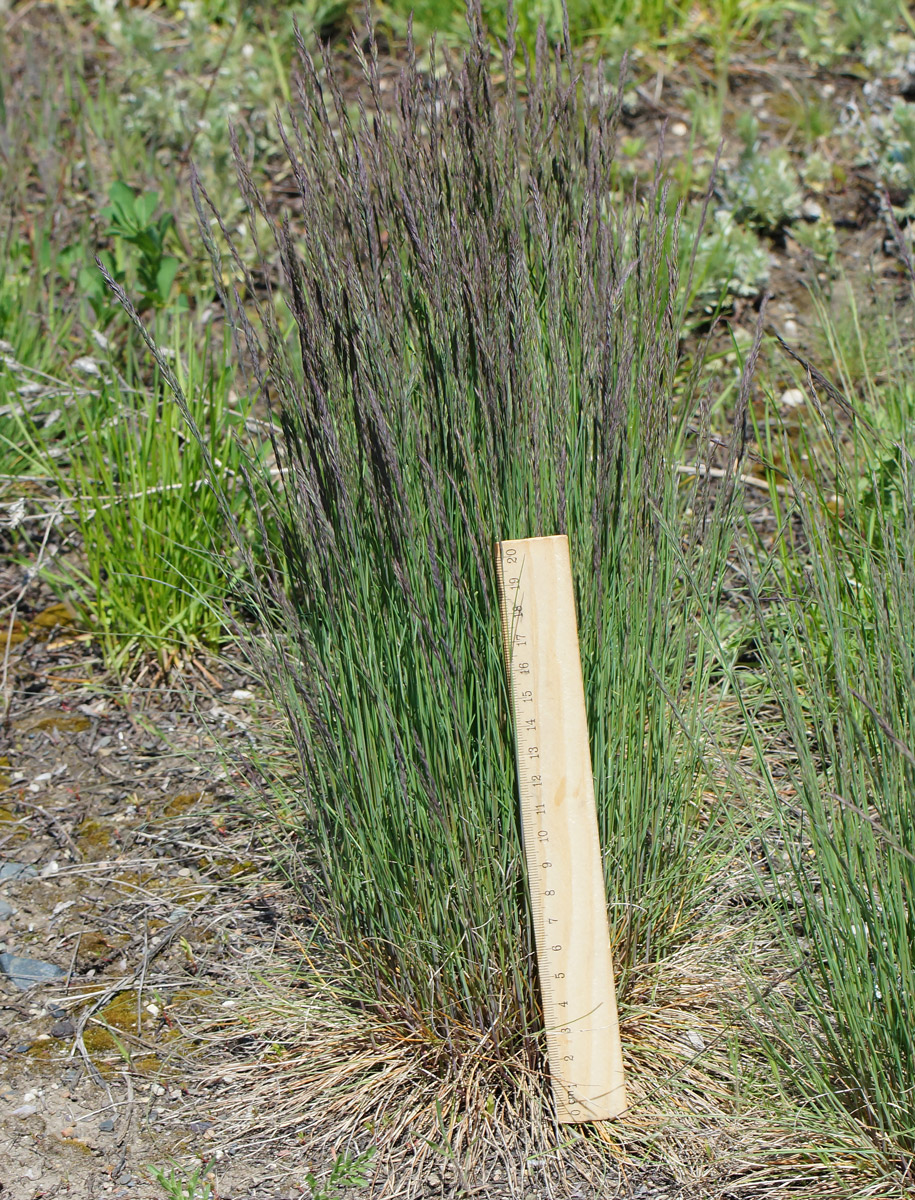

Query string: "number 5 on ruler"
[496, 535, 626, 1123]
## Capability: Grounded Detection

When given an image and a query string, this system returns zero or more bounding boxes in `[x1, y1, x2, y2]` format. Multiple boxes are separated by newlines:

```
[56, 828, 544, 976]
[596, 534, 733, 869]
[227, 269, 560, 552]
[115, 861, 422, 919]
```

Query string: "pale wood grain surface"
[496, 535, 626, 1123]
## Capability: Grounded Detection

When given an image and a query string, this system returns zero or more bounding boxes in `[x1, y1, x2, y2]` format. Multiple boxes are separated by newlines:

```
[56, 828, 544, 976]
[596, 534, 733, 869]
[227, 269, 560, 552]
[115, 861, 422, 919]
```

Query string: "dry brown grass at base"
[177, 903, 892, 1200]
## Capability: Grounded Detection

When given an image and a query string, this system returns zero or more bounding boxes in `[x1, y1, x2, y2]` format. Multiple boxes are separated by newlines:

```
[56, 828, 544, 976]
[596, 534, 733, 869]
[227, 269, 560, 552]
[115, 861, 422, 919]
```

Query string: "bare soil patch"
[0, 572, 326, 1199]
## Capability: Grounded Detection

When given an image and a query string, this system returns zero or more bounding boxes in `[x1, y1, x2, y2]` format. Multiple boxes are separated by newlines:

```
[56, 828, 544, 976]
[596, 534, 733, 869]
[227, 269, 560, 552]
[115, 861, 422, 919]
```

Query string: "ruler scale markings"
[496, 535, 626, 1123]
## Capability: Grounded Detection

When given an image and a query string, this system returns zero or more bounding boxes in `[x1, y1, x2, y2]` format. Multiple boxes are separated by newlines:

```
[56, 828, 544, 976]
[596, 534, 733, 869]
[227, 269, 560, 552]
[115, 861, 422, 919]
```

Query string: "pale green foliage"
[82, 0, 290, 219]
[880, 100, 915, 207]
[829, 0, 907, 53]
[797, 0, 911, 60]
[730, 145, 803, 231]
[681, 207, 771, 312]
[800, 150, 835, 191]
[791, 215, 839, 271]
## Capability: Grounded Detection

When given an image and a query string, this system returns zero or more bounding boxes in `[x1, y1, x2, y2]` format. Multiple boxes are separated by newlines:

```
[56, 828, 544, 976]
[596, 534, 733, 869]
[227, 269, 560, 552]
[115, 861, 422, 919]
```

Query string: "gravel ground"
[0, 575, 326, 1200]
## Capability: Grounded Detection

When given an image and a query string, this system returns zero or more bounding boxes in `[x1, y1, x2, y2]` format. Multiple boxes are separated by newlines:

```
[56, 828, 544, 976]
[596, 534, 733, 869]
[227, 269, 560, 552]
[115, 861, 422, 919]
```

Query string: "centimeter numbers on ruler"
[496, 535, 626, 1124]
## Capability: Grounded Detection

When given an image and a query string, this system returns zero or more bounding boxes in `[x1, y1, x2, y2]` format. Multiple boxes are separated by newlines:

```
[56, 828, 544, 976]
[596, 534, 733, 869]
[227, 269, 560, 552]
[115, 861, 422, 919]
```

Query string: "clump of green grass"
[147, 1158, 215, 1200]
[7, 325, 255, 669]
[734, 288, 915, 1177]
[185, 6, 748, 1069]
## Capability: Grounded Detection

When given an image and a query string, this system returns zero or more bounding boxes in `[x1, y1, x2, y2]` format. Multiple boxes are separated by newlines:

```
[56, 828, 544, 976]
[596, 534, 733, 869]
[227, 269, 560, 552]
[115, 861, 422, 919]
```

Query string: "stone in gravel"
[0, 953, 67, 989]
[0, 899, 16, 919]
[0, 863, 37, 882]
[188, 1119, 214, 1133]
[49, 1005, 67, 1018]
[50, 1019, 75, 1038]
[14, 1043, 31, 1053]
[99, 1118, 116, 1132]
[780, 387, 806, 409]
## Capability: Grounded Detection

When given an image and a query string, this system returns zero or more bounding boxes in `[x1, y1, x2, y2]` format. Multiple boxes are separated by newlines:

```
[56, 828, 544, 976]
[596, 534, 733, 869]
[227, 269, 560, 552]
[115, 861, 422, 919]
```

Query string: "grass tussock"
[729, 283, 915, 1183]
[186, 5, 750, 1074]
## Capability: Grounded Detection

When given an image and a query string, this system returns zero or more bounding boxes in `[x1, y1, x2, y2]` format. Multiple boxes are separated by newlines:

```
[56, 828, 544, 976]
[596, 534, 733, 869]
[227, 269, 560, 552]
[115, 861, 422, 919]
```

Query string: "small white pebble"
[221, 1000, 237, 1009]
[145, 1004, 160, 1018]
[231, 689, 254, 702]
[72, 356, 101, 377]
[671, 121, 688, 136]
[780, 388, 806, 409]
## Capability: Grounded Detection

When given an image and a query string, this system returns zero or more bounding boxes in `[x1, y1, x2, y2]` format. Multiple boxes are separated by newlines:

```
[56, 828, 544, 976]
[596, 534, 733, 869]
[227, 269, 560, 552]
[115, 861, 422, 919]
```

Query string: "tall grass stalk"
[739, 327, 915, 1170]
[194, 8, 744, 1062]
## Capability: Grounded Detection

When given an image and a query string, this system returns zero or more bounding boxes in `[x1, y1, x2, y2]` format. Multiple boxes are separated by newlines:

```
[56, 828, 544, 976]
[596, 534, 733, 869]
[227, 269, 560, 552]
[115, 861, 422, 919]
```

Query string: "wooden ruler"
[496, 535, 626, 1123]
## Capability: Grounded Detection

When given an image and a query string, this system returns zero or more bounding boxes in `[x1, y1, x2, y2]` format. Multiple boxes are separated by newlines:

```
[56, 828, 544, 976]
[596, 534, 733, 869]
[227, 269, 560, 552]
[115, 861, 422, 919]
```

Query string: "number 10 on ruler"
[496, 536, 626, 1123]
